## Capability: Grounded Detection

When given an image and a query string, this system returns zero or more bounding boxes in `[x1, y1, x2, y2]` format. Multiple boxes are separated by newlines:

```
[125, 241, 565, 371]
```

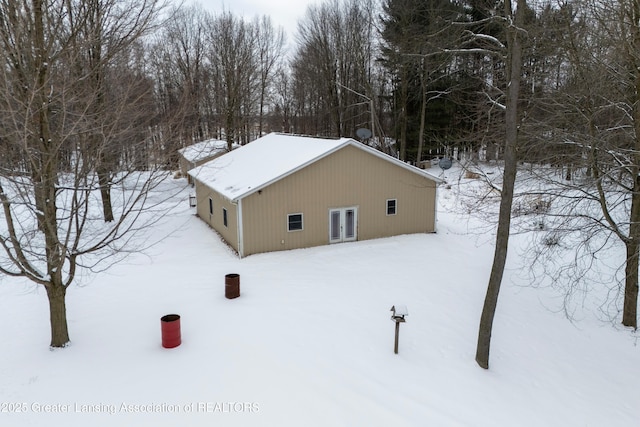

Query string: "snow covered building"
[189, 133, 442, 257]
[178, 139, 236, 184]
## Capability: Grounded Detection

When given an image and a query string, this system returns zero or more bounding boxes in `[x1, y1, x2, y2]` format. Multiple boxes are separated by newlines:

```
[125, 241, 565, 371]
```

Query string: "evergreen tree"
[380, 0, 468, 162]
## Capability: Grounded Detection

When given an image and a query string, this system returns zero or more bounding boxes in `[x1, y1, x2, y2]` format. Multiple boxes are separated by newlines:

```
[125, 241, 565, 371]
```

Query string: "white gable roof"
[189, 133, 442, 201]
[178, 139, 231, 163]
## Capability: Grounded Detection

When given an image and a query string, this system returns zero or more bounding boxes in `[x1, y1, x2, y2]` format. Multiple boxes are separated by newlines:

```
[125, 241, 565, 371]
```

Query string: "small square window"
[288, 213, 303, 231]
[223, 208, 228, 227]
[387, 199, 397, 216]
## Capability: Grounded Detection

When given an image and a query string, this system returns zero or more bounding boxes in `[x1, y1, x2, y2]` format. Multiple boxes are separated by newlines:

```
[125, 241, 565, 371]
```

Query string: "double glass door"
[329, 207, 357, 243]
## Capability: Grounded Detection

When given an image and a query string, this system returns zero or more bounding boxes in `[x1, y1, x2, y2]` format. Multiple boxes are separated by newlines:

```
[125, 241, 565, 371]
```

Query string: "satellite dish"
[356, 128, 372, 140]
[438, 157, 452, 170]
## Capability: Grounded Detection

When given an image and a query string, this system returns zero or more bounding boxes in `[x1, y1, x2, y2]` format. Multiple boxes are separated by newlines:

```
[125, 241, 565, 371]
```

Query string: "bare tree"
[522, 0, 640, 329]
[207, 11, 257, 148]
[0, 0, 170, 348]
[254, 16, 286, 136]
[146, 3, 217, 167]
[292, 0, 378, 138]
[164, 4, 210, 141]
[65, 0, 166, 222]
[475, 0, 528, 369]
[272, 67, 295, 133]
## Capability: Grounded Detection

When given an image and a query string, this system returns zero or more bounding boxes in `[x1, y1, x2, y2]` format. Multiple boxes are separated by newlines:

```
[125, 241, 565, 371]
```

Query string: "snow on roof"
[178, 139, 232, 163]
[189, 132, 443, 201]
[189, 133, 348, 201]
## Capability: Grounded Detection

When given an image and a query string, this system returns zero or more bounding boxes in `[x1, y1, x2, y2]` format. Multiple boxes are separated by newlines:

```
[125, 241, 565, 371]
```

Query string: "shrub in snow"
[513, 196, 552, 216]
[542, 233, 561, 247]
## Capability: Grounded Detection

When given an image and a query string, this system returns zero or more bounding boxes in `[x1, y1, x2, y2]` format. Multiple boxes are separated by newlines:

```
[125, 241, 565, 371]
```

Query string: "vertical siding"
[193, 180, 239, 253]
[240, 145, 436, 256]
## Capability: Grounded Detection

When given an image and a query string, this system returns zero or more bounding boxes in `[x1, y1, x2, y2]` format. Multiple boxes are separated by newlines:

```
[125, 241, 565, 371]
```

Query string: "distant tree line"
[0, 0, 610, 170]
[4, 0, 636, 170]
[135, 0, 628, 165]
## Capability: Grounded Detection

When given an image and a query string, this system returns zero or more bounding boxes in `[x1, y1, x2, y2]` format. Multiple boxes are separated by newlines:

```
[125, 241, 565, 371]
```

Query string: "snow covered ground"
[0, 171, 638, 426]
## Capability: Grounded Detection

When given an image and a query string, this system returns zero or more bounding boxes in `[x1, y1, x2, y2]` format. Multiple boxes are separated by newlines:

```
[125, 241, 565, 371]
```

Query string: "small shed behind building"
[178, 139, 237, 184]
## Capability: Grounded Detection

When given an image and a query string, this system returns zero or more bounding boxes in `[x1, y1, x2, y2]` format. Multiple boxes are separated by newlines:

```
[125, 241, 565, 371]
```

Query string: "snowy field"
[0, 170, 638, 426]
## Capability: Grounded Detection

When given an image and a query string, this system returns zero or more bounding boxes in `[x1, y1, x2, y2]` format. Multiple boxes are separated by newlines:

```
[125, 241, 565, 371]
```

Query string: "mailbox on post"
[390, 305, 408, 354]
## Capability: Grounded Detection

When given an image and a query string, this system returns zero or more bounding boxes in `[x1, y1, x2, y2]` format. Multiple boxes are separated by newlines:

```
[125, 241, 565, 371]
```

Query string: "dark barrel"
[225, 274, 240, 299]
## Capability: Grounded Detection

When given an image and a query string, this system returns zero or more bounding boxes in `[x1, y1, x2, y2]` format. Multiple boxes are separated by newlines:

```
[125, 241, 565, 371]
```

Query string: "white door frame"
[329, 207, 358, 243]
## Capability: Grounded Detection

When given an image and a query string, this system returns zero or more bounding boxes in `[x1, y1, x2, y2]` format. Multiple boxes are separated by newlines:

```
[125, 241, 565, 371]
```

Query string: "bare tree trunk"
[225, 106, 235, 150]
[623, 236, 639, 328]
[622, 3, 640, 328]
[623, 75, 640, 327]
[255, 17, 284, 137]
[98, 168, 114, 222]
[417, 58, 428, 165]
[45, 283, 70, 347]
[399, 65, 409, 161]
[476, 0, 526, 370]
[89, 0, 115, 223]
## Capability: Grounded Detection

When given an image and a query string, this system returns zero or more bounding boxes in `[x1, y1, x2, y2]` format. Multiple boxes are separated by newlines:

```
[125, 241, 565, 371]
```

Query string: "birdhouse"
[390, 305, 408, 322]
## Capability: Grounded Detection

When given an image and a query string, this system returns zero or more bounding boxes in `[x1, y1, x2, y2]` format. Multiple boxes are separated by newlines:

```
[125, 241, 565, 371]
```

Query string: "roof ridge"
[271, 132, 344, 141]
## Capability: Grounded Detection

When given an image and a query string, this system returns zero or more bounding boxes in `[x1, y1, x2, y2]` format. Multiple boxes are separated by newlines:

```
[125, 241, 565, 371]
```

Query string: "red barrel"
[225, 274, 240, 299]
[160, 314, 181, 348]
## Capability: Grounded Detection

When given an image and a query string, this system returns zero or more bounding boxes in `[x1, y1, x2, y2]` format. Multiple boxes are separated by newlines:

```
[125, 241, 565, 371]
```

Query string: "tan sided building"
[189, 133, 442, 257]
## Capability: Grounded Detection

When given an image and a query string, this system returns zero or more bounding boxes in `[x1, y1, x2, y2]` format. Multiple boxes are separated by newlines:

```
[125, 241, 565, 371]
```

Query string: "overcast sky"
[194, 0, 315, 43]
